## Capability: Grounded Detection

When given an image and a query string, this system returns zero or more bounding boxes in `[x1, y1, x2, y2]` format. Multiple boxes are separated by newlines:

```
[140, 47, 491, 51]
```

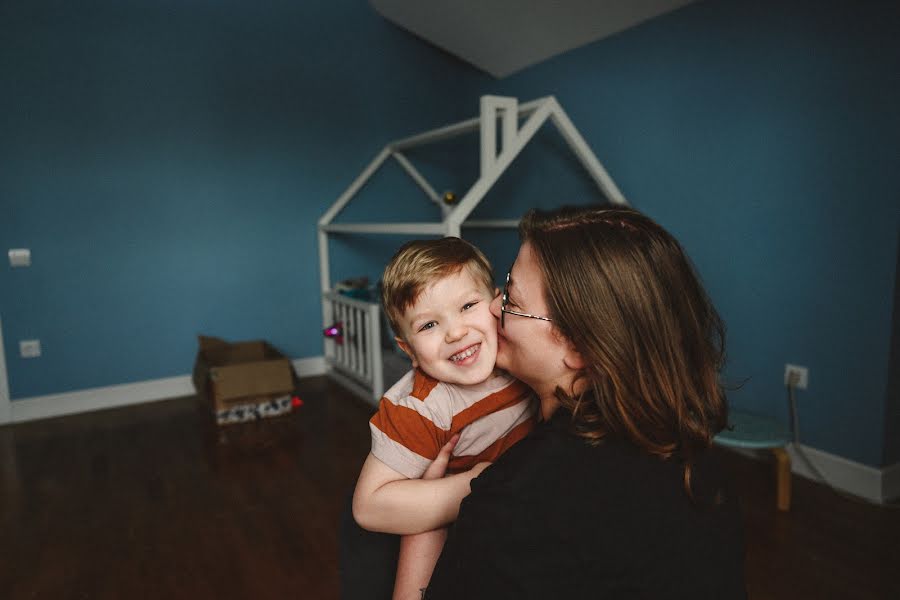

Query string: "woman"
[424, 204, 746, 599]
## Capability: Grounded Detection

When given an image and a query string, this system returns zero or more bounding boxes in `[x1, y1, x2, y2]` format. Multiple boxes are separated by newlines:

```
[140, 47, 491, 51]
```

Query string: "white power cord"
[787, 373, 832, 483]
[786, 374, 898, 509]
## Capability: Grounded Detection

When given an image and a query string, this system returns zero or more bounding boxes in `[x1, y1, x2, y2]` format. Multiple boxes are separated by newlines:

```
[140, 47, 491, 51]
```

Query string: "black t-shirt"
[426, 411, 747, 599]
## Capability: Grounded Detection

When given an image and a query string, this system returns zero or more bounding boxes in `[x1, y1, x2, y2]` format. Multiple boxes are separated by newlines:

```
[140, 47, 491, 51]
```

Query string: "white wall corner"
[0, 399, 10, 425]
[882, 461, 900, 503]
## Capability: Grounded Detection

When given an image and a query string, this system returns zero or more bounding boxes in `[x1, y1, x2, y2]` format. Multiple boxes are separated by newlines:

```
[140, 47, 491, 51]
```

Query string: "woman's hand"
[422, 434, 459, 480]
[467, 461, 492, 479]
[422, 435, 492, 484]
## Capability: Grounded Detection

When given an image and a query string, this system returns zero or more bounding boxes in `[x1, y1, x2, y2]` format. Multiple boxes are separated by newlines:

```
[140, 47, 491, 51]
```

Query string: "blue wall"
[0, 0, 482, 399]
[463, 0, 899, 467]
[2, 0, 897, 468]
[884, 243, 900, 466]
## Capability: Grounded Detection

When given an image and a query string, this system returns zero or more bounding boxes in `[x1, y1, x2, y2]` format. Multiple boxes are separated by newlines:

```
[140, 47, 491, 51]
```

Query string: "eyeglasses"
[500, 271, 553, 329]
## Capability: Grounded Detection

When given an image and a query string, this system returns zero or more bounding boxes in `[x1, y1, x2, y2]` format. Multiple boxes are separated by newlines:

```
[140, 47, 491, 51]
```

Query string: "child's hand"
[422, 434, 460, 480]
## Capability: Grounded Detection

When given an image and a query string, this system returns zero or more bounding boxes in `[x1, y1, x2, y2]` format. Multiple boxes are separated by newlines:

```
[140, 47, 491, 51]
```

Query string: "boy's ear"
[493, 286, 501, 299]
[395, 337, 419, 368]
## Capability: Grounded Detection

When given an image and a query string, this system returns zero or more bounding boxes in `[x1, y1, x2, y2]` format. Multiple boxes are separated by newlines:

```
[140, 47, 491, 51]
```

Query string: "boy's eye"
[462, 301, 479, 311]
[418, 321, 436, 332]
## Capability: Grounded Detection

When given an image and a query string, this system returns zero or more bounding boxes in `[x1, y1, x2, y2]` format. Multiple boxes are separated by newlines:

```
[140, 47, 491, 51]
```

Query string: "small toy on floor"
[215, 393, 297, 425]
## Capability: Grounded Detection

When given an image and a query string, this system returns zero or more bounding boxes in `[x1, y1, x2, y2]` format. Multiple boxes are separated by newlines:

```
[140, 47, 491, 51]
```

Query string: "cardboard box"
[192, 336, 297, 425]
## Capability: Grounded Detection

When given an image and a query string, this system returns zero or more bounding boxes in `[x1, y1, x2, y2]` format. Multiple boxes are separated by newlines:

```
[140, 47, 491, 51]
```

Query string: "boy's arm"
[393, 527, 448, 599]
[352, 448, 488, 535]
[392, 436, 458, 600]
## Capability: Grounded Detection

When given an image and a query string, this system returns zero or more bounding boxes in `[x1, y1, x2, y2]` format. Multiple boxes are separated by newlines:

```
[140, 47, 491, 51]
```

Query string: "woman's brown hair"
[520, 204, 728, 494]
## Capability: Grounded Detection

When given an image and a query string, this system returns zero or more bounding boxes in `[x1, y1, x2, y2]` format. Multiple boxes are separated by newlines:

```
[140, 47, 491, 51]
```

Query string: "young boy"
[351, 237, 536, 598]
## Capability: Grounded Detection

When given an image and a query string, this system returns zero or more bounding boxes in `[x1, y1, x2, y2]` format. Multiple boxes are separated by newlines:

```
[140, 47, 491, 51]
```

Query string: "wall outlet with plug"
[784, 364, 808, 390]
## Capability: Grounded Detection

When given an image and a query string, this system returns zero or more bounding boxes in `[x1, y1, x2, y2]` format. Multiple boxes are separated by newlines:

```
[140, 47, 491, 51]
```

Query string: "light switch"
[9, 249, 31, 267]
[20, 339, 41, 358]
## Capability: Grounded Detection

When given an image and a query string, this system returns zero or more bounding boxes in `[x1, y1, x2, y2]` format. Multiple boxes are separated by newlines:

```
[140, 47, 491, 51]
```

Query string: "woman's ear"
[552, 328, 585, 370]
[563, 346, 585, 370]
[395, 337, 419, 368]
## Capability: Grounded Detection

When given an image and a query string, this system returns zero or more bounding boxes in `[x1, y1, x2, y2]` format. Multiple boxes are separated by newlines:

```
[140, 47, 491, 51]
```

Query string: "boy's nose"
[445, 322, 467, 343]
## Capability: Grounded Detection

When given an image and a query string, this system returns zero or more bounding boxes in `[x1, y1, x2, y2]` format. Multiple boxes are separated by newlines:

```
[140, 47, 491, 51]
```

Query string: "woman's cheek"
[494, 335, 508, 369]
[497, 335, 512, 370]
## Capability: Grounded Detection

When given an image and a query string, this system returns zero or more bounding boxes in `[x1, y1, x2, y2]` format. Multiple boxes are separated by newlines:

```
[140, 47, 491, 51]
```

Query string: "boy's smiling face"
[395, 266, 498, 386]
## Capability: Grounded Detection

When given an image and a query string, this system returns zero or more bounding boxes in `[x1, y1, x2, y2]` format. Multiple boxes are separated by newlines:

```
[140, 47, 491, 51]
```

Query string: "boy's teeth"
[451, 344, 479, 362]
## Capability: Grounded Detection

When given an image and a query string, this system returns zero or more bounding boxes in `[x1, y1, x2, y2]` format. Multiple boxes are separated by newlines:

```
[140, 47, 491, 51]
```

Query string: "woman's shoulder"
[436, 412, 746, 600]
[478, 411, 737, 510]
[467, 412, 606, 498]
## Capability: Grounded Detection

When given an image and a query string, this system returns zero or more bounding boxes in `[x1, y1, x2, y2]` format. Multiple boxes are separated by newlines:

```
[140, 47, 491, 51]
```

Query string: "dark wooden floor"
[1, 376, 897, 599]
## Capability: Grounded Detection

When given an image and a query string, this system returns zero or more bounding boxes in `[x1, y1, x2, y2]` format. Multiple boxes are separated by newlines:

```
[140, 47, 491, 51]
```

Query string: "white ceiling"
[370, 0, 697, 78]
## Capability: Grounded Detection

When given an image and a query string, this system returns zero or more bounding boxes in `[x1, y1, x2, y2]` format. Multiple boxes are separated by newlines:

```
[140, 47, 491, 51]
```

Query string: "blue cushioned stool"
[714, 411, 793, 511]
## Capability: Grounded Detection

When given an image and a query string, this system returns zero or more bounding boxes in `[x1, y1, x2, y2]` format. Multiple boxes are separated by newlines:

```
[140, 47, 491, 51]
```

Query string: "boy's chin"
[448, 360, 496, 386]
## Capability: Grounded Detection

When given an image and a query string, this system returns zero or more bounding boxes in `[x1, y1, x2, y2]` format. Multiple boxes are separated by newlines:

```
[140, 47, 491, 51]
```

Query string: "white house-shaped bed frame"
[318, 95, 628, 403]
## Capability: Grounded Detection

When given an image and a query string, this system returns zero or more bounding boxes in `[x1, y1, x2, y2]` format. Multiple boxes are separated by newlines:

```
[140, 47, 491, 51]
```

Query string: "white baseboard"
[786, 444, 883, 503]
[0, 317, 11, 425]
[10, 375, 196, 423]
[883, 461, 900, 503]
[727, 444, 897, 505]
[6, 355, 327, 425]
[293, 356, 327, 378]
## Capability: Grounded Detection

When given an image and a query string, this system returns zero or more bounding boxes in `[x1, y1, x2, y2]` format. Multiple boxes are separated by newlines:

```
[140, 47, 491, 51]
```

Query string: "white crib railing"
[323, 292, 384, 403]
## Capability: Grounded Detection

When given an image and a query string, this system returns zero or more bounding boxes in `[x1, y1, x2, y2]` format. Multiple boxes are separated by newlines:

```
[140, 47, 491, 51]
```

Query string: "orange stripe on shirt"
[448, 417, 536, 472]
[370, 398, 447, 460]
[450, 379, 532, 429]
[411, 369, 440, 401]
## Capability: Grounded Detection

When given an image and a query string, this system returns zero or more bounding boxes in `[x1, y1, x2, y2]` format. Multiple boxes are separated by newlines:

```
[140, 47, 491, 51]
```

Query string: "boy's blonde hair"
[381, 237, 494, 338]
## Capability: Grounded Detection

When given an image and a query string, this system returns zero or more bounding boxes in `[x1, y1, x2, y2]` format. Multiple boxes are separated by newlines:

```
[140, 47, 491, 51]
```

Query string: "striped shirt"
[369, 368, 537, 479]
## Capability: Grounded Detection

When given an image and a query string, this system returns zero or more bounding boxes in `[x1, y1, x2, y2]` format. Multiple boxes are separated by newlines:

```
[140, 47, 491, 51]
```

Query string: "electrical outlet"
[19, 339, 41, 358]
[8, 248, 31, 268]
[784, 364, 808, 390]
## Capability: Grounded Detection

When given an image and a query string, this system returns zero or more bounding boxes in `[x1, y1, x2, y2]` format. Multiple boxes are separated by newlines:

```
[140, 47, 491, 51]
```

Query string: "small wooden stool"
[714, 411, 793, 511]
